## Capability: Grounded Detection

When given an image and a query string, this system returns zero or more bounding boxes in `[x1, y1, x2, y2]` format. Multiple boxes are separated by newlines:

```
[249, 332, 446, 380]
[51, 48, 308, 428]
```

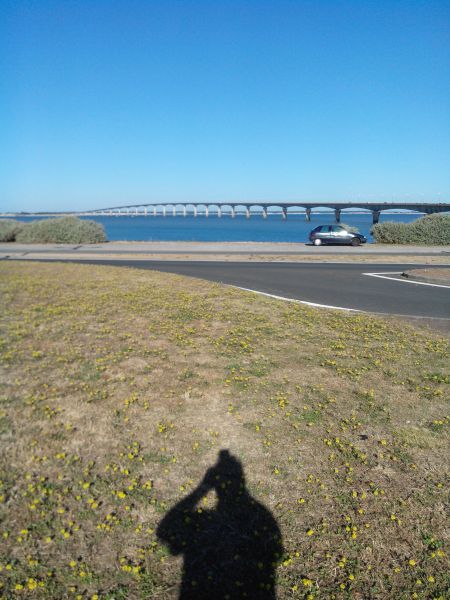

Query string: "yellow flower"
[27, 579, 38, 590]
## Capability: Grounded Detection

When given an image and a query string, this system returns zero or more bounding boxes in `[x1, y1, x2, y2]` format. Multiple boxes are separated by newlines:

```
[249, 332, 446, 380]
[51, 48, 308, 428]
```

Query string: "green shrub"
[340, 222, 359, 233]
[15, 216, 107, 244]
[372, 213, 450, 245]
[0, 219, 24, 242]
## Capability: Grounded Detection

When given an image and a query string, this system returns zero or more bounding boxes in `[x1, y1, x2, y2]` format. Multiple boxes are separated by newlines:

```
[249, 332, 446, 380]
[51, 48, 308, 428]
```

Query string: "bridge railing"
[81, 202, 449, 224]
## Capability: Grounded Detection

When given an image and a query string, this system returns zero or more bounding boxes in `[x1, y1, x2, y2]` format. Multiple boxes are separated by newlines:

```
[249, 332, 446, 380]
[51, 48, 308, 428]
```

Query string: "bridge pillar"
[183, 206, 187, 217]
[305, 208, 311, 222]
[262, 207, 268, 219]
[193, 206, 198, 217]
[163, 206, 166, 217]
[231, 206, 236, 218]
[135, 207, 138, 215]
[218, 206, 222, 218]
[205, 206, 209, 217]
[172, 206, 176, 217]
[246, 206, 251, 219]
[282, 207, 287, 220]
[153, 206, 157, 216]
[144, 207, 147, 216]
[335, 208, 341, 223]
[372, 210, 381, 224]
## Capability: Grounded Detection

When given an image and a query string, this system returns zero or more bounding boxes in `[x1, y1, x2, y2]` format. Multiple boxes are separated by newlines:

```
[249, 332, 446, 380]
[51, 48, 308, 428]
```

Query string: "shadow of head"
[157, 449, 284, 599]
[203, 449, 245, 502]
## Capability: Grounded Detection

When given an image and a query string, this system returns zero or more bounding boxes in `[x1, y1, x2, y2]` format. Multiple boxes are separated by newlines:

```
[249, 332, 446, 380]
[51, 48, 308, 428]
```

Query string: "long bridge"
[80, 201, 450, 224]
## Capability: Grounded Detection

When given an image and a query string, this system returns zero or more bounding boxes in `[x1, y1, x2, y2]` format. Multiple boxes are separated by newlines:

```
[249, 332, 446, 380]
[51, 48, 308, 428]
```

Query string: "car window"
[331, 226, 345, 232]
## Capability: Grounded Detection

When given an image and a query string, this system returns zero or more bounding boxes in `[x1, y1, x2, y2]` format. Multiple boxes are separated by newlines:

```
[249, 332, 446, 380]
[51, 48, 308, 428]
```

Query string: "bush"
[15, 216, 107, 244]
[371, 213, 450, 245]
[0, 219, 24, 242]
[340, 222, 359, 233]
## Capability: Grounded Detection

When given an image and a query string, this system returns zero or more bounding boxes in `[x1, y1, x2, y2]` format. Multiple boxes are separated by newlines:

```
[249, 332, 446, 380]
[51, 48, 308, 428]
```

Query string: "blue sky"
[1, 0, 449, 212]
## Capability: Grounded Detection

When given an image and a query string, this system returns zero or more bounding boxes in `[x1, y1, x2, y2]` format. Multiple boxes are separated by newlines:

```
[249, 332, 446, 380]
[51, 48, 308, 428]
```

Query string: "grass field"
[0, 262, 448, 599]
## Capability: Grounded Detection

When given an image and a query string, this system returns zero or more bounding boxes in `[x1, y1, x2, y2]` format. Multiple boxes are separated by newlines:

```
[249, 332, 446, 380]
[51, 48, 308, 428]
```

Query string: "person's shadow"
[157, 450, 284, 599]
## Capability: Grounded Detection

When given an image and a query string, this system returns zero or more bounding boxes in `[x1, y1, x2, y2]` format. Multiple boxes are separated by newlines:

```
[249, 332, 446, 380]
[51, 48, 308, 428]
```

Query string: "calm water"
[9, 212, 423, 243]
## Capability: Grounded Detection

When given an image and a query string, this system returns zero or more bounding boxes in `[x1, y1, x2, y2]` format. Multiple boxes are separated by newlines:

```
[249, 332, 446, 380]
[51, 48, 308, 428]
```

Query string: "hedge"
[0, 219, 24, 242]
[371, 213, 450, 245]
[12, 216, 107, 244]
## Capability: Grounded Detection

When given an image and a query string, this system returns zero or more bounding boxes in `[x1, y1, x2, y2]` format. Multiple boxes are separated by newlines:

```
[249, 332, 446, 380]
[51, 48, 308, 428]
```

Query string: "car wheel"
[351, 237, 361, 246]
[313, 238, 322, 246]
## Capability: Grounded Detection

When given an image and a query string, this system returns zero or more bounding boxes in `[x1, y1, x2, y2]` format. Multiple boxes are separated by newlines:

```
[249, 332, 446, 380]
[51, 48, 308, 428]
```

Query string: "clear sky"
[1, 0, 449, 212]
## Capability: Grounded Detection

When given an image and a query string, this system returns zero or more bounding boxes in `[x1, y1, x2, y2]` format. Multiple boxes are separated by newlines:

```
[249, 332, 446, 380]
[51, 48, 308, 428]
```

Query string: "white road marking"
[235, 286, 361, 311]
[363, 272, 450, 289]
[233, 286, 450, 320]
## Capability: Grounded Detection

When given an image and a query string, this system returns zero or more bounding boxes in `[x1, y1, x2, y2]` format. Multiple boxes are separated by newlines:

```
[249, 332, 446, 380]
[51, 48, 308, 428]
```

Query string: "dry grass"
[403, 269, 450, 284]
[0, 262, 448, 599]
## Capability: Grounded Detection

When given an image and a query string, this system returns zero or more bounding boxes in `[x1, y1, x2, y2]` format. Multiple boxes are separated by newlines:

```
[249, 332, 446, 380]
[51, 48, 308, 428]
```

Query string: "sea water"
[9, 212, 423, 243]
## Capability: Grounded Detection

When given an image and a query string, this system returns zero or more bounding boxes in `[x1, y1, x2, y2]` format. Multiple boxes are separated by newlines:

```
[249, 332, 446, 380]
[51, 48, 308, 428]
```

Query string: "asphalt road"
[53, 260, 449, 319]
[1, 241, 449, 255]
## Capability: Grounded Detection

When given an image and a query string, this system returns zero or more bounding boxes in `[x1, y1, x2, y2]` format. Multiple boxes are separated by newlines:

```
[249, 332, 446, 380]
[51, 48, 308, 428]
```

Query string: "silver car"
[309, 225, 367, 246]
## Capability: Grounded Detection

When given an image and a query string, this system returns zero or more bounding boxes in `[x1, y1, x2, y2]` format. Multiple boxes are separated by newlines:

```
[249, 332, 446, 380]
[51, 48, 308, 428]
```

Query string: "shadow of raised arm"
[157, 469, 215, 555]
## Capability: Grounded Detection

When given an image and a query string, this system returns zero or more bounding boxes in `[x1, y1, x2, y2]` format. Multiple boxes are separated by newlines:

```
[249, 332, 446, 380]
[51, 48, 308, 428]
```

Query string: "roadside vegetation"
[340, 223, 359, 234]
[0, 217, 106, 244]
[0, 262, 448, 599]
[0, 220, 24, 243]
[372, 213, 450, 245]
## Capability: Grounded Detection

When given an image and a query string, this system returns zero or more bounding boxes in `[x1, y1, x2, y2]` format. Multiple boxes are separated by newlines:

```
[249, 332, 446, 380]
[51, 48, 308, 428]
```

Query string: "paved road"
[51, 260, 450, 319]
[1, 241, 449, 256]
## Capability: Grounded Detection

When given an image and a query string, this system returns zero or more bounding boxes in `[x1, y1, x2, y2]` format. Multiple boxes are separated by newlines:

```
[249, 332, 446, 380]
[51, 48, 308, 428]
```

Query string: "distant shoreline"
[0, 210, 429, 217]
